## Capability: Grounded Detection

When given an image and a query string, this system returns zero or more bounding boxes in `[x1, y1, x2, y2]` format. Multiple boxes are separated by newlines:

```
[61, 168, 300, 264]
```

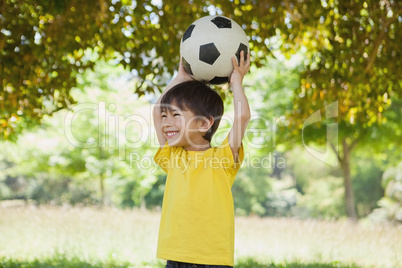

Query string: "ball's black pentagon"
[235, 43, 248, 65]
[211, 16, 232, 29]
[199, 43, 221, 65]
[181, 57, 193, 75]
[182, 24, 195, 42]
[209, 76, 229, 85]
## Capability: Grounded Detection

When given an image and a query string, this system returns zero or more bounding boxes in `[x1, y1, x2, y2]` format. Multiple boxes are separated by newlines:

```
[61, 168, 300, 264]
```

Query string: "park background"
[0, 0, 401, 267]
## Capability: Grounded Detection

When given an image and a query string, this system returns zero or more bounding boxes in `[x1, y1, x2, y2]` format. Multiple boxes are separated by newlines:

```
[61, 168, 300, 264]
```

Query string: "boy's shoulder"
[155, 135, 243, 172]
[161, 135, 231, 154]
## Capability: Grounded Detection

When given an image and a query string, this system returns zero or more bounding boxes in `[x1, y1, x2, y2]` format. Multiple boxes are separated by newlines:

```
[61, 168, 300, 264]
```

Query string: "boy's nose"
[161, 118, 172, 127]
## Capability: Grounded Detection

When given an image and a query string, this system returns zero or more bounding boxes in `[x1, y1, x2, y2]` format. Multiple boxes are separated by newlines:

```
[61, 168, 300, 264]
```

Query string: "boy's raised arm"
[228, 51, 251, 163]
[153, 60, 194, 147]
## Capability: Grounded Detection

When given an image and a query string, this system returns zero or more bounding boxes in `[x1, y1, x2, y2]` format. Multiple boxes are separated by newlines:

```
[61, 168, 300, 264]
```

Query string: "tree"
[282, 0, 402, 219]
[240, 0, 401, 220]
[0, 1, 359, 138]
[0, 61, 161, 207]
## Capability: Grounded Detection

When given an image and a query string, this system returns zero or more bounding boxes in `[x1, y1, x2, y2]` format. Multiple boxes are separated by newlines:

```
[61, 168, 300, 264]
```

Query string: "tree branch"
[98, 0, 107, 15]
[46, 0, 77, 37]
[284, 0, 301, 24]
[330, 141, 343, 165]
[349, 137, 359, 151]
[364, 29, 386, 74]
[364, 9, 401, 73]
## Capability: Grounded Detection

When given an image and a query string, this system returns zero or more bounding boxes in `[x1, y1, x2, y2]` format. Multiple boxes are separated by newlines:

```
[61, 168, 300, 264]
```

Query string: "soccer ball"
[180, 15, 249, 85]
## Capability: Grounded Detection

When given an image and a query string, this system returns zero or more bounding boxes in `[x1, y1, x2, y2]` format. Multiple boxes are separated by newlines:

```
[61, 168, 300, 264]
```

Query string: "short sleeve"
[214, 135, 244, 171]
[154, 143, 172, 173]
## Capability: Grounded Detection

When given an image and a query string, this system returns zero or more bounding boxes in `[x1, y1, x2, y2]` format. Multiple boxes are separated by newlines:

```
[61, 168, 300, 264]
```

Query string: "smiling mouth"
[165, 131, 179, 138]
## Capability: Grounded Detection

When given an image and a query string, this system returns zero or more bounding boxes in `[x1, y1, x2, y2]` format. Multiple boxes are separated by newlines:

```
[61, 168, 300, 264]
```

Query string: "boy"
[153, 51, 250, 267]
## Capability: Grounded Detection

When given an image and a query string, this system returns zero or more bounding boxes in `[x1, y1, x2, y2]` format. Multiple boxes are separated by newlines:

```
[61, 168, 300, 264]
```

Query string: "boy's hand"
[175, 58, 195, 84]
[230, 51, 250, 88]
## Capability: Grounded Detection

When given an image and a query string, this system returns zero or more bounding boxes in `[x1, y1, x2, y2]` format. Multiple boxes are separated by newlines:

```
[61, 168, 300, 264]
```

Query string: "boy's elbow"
[241, 113, 251, 124]
[234, 103, 250, 123]
[237, 110, 251, 124]
[241, 107, 251, 121]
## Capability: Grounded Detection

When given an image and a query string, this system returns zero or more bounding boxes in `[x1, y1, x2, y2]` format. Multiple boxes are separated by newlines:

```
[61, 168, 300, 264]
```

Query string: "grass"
[0, 255, 361, 268]
[0, 206, 401, 267]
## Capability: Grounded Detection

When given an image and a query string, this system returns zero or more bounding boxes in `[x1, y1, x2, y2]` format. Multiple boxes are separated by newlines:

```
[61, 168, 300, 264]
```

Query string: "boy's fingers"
[240, 50, 245, 66]
[232, 56, 238, 69]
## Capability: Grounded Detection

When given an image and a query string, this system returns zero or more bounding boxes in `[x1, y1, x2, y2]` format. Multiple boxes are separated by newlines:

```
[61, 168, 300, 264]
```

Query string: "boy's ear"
[198, 116, 214, 133]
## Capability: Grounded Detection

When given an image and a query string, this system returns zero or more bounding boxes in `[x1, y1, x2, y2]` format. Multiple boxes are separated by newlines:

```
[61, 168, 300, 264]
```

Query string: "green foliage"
[0, 61, 162, 207]
[0, 0, 265, 139]
[118, 180, 141, 208]
[279, 1, 402, 219]
[28, 175, 96, 206]
[3, 0, 401, 141]
[244, 56, 302, 150]
[144, 174, 166, 209]
[297, 176, 346, 219]
[264, 186, 299, 217]
[352, 156, 384, 217]
[286, 148, 339, 192]
[284, 147, 344, 219]
[287, 0, 402, 130]
[232, 166, 272, 216]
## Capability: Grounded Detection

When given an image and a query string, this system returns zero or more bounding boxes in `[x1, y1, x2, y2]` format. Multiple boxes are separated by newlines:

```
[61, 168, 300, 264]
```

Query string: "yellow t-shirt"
[154, 135, 244, 266]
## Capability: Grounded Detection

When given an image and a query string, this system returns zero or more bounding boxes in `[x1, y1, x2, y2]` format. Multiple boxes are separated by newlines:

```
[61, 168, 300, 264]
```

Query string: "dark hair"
[160, 80, 224, 142]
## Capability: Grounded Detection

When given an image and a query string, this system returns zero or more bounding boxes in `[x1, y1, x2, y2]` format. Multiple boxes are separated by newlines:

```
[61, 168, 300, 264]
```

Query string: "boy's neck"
[184, 140, 211, 151]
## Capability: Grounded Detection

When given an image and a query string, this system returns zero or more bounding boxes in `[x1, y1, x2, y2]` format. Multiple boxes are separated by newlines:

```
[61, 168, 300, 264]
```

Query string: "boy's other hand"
[230, 51, 250, 87]
[176, 58, 195, 83]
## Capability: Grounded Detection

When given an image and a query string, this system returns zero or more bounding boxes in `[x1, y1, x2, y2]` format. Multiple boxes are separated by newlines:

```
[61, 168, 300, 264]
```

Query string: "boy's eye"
[174, 113, 180, 117]
[161, 114, 167, 118]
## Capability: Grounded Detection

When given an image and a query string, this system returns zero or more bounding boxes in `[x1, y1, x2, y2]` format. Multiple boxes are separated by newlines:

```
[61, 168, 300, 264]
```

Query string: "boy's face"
[160, 103, 207, 149]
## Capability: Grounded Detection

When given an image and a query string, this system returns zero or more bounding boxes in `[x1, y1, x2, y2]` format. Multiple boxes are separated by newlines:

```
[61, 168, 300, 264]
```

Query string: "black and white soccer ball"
[180, 15, 249, 85]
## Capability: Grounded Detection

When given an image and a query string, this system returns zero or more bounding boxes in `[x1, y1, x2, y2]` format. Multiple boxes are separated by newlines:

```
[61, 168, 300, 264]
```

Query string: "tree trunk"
[99, 146, 105, 206]
[341, 138, 358, 220]
[100, 172, 105, 205]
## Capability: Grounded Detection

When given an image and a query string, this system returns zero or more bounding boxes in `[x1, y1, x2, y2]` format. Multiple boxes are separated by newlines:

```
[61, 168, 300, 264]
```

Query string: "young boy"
[153, 51, 250, 267]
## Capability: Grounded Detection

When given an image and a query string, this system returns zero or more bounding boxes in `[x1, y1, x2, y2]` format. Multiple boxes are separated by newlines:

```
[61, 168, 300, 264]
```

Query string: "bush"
[28, 174, 97, 206]
[369, 162, 402, 223]
[352, 156, 384, 217]
[296, 176, 345, 220]
[144, 174, 165, 210]
[265, 187, 299, 217]
[232, 167, 272, 216]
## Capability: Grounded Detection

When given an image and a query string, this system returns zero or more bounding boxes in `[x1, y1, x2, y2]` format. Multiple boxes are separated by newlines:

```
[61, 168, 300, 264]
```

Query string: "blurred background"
[0, 0, 401, 267]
